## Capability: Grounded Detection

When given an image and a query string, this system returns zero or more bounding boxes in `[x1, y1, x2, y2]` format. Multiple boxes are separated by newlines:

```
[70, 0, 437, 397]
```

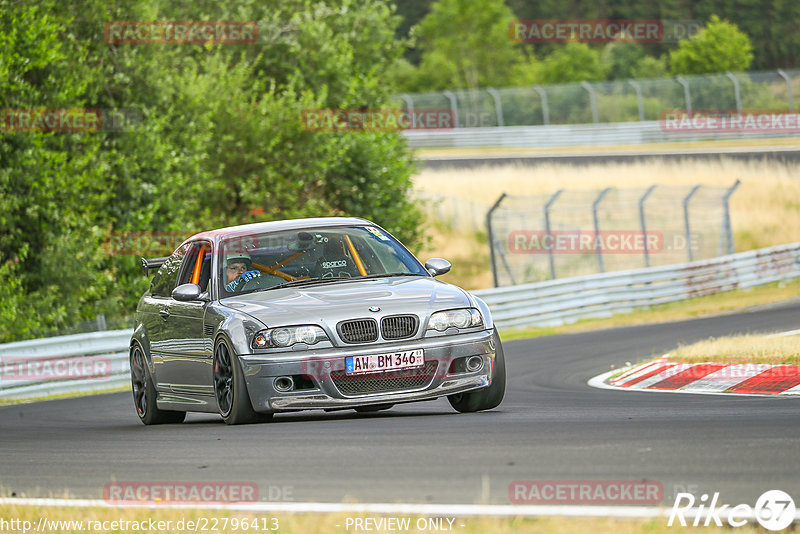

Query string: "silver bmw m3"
[130, 217, 505, 425]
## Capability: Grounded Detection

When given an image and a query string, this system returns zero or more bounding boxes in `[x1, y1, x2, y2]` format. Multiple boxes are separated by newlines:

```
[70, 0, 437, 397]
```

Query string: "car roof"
[185, 217, 375, 244]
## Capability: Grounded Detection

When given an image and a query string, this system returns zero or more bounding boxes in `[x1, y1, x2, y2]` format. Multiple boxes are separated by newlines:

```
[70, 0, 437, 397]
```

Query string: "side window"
[177, 241, 212, 293]
[150, 244, 188, 297]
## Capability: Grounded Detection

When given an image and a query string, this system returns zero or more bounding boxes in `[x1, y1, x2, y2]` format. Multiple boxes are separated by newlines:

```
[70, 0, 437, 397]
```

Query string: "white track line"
[0, 497, 663, 518]
[768, 329, 800, 337]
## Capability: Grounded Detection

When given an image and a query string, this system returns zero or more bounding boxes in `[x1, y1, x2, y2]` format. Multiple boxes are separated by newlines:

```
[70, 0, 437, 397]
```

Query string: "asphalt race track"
[2, 301, 799, 506]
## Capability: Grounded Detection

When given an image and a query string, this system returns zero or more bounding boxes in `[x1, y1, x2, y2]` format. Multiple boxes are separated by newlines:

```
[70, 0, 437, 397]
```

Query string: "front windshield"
[218, 225, 427, 297]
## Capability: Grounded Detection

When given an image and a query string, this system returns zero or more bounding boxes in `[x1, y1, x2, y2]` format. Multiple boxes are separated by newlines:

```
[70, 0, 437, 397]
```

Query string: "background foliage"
[0, 0, 421, 341]
[393, 0, 783, 91]
[0, 0, 791, 342]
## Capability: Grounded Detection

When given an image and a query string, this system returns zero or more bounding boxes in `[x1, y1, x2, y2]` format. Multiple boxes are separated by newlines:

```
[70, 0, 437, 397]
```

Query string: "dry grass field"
[414, 158, 800, 289]
[668, 333, 800, 364]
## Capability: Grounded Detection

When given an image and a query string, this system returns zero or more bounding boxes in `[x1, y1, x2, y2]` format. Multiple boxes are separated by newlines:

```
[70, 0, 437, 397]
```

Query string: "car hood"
[220, 276, 471, 328]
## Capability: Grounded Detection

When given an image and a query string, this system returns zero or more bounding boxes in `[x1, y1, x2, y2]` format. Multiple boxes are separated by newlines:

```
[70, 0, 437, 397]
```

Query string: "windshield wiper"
[259, 277, 351, 291]
[353, 273, 425, 280]
[255, 273, 423, 292]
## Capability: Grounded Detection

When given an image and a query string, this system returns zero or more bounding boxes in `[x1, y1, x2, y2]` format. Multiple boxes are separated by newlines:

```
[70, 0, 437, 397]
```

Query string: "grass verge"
[668, 334, 800, 365]
[0, 385, 128, 406]
[499, 278, 800, 341]
[415, 136, 800, 157]
[0, 504, 768, 533]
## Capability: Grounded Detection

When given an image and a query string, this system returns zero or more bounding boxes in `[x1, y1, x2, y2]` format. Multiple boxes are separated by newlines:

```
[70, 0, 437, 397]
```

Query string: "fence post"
[592, 188, 612, 272]
[533, 85, 550, 125]
[628, 80, 645, 121]
[496, 236, 517, 286]
[639, 185, 657, 268]
[722, 179, 741, 255]
[676, 76, 692, 115]
[486, 88, 504, 127]
[725, 72, 742, 113]
[544, 189, 564, 279]
[399, 93, 414, 116]
[487, 193, 507, 287]
[683, 185, 701, 262]
[581, 81, 599, 124]
[777, 69, 794, 112]
[443, 90, 459, 128]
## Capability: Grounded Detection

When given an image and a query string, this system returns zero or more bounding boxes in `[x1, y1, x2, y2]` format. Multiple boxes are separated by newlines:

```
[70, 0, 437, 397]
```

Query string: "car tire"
[214, 337, 271, 425]
[130, 344, 186, 425]
[447, 328, 506, 413]
[354, 404, 394, 413]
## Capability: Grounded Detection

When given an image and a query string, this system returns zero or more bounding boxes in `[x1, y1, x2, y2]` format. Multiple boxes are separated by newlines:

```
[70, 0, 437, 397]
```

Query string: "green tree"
[0, 0, 423, 341]
[392, 0, 436, 65]
[602, 42, 646, 80]
[631, 55, 668, 79]
[669, 15, 754, 75]
[412, 0, 525, 90]
[538, 42, 609, 84]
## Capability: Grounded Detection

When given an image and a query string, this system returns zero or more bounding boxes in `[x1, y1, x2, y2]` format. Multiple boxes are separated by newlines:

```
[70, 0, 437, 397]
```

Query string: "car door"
[163, 240, 214, 396]
[141, 243, 188, 391]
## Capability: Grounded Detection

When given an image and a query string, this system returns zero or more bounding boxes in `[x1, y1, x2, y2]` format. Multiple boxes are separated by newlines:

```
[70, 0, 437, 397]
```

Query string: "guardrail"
[474, 242, 800, 329]
[1, 242, 798, 401]
[402, 121, 797, 149]
[0, 330, 132, 401]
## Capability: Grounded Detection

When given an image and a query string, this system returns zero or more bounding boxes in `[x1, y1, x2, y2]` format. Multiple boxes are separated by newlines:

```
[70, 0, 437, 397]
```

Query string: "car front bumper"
[238, 329, 495, 412]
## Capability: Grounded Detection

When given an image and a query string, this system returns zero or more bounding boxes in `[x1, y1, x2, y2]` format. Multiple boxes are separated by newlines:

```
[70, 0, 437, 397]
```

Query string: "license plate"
[345, 349, 424, 375]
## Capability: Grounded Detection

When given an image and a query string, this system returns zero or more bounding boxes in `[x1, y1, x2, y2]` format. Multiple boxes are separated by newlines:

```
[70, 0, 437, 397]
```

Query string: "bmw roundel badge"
[368, 306, 381, 312]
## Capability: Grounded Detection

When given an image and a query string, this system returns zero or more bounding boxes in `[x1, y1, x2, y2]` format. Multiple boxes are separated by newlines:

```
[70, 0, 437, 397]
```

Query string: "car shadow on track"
[179, 409, 457, 426]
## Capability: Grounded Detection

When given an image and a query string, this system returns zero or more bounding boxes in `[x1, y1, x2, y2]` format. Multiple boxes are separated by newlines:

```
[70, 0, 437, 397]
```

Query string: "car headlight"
[427, 308, 483, 332]
[252, 325, 328, 349]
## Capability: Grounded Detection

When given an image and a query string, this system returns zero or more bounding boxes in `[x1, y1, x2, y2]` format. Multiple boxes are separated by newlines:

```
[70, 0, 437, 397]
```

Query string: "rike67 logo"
[668, 490, 796, 531]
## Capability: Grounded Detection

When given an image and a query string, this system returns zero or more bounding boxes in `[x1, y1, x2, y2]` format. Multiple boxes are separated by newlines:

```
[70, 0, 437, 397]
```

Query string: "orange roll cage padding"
[252, 251, 311, 282]
[190, 244, 208, 285]
[344, 235, 367, 276]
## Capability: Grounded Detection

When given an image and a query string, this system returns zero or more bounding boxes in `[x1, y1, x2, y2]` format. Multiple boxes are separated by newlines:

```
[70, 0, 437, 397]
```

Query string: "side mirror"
[424, 258, 451, 277]
[172, 283, 204, 302]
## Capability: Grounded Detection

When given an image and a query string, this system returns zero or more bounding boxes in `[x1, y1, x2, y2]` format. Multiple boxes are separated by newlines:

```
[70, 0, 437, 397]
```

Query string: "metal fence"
[416, 191, 487, 234]
[2, 242, 797, 401]
[0, 329, 131, 400]
[474, 242, 800, 330]
[486, 182, 740, 287]
[399, 69, 800, 128]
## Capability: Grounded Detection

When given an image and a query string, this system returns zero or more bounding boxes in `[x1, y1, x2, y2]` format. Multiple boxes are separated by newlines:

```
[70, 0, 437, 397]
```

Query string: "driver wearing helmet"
[224, 254, 261, 293]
